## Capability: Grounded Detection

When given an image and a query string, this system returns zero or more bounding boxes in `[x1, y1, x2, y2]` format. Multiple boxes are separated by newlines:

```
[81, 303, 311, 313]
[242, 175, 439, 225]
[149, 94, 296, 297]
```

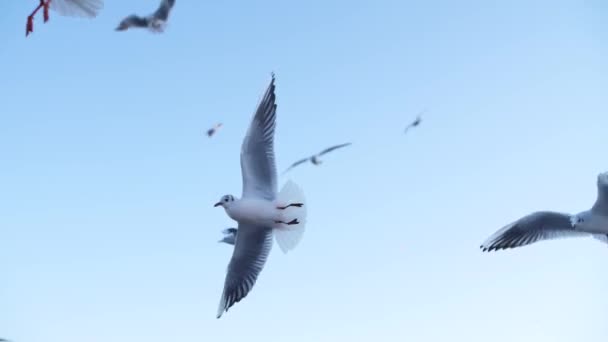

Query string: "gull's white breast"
[228, 199, 279, 227]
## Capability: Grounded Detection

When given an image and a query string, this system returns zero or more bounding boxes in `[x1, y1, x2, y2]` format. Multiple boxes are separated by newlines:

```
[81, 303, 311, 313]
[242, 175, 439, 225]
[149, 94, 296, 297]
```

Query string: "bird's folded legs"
[275, 218, 299, 225]
[276, 203, 304, 210]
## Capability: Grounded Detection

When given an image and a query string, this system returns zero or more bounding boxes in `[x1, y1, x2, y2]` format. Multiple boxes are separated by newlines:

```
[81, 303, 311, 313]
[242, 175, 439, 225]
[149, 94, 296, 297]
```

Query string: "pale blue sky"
[1, 1, 608, 341]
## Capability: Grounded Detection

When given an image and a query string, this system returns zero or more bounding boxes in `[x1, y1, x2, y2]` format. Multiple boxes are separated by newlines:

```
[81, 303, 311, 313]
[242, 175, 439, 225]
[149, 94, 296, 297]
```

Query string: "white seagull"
[480, 172, 608, 252]
[26, 0, 103, 37]
[282, 142, 352, 174]
[219, 227, 237, 245]
[213, 74, 308, 318]
[116, 0, 175, 33]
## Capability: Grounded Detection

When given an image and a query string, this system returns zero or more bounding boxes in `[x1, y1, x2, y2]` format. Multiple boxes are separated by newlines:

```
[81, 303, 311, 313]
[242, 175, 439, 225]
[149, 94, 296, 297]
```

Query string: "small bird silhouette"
[116, 0, 175, 33]
[282, 143, 352, 174]
[404, 110, 427, 134]
[206, 123, 223, 137]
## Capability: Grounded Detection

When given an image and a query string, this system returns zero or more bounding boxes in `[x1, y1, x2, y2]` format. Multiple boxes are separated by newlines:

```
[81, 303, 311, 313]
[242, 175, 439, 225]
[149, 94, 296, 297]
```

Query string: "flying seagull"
[116, 0, 175, 33]
[213, 74, 308, 318]
[404, 110, 426, 134]
[207, 123, 223, 138]
[282, 143, 352, 174]
[480, 172, 608, 252]
[26, 0, 103, 37]
[219, 227, 237, 245]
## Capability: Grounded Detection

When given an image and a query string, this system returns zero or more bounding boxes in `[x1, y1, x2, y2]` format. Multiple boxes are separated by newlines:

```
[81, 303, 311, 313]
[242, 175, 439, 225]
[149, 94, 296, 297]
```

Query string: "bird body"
[480, 172, 608, 252]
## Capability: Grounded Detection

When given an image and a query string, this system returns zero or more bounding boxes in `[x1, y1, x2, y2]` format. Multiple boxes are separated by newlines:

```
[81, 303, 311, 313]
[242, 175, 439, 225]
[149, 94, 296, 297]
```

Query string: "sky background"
[1, 0, 608, 341]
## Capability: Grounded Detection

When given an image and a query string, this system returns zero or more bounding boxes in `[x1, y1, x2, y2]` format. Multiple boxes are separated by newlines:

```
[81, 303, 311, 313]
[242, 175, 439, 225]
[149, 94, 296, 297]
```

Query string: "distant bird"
[213, 75, 308, 318]
[26, 0, 103, 37]
[219, 228, 237, 245]
[282, 143, 352, 174]
[404, 110, 426, 134]
[115, 0, 175, 33]
[480, 172, 608, 252]
[206, 123, 223, 137]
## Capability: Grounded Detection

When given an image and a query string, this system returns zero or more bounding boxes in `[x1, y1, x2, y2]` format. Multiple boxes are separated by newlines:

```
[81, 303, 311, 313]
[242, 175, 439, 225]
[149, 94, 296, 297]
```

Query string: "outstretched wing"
[592, 172, 608, 216]
[318, 142, 352, 156]
[282, 157, 310, 174]
[50, 0, 103, 18]
[217, 224, 273, 318]
[240, 75, 278, 200]
[480, 211, 587, 252]
[153, 0, 176, 21]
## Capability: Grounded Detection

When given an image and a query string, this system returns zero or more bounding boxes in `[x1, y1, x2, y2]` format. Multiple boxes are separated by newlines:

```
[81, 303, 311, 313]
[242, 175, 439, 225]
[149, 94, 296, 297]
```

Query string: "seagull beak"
[214, 202, 222, 207]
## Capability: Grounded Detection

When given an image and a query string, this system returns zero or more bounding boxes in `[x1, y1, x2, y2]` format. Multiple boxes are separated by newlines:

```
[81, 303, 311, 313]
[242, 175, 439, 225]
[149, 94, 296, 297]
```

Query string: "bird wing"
[50, 0, 103, 18]
[222, 227, 238, 235]
[217, 224, 273, 318]
[480, 211, 588, 252]
[240, 75, 278, 200]
[317, 142, 352, 156]
[153, 0, 175, 21]
[592, 172, 608, 216]
[282, 158, 310, 174]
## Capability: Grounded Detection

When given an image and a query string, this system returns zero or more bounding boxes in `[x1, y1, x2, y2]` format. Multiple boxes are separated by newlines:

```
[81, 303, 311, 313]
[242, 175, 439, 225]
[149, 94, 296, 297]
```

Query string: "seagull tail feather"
[274, 180, 307, 253]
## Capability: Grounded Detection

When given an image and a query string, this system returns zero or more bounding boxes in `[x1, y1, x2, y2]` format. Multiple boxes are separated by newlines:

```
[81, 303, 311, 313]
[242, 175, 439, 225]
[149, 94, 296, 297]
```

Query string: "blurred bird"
[206, 123, 223, 137]
[26, 0, 103, 37]
[404, 109, 426, 134]
[480, 172, 608, 252]
[282, 143, 352, 174]
[116, 0, 176, 33]
[219, 228, 237, 245]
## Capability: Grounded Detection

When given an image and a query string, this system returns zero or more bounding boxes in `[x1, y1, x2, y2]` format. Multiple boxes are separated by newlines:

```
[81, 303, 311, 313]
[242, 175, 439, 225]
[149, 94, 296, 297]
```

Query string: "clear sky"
[1, 0, 608, 341]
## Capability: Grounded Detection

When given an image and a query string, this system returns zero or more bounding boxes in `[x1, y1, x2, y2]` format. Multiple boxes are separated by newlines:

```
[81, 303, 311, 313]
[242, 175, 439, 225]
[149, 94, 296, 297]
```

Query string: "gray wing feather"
[50, 0, 103, 18]
[480, 211, 588, 252]
[153, 0, 175, 20]
[592, 174, 608, 216]
[217, 224, 273, 318]
[282, 158, 310, 174]
[240, 76, 278, 200]
[317, 142, 352, 156]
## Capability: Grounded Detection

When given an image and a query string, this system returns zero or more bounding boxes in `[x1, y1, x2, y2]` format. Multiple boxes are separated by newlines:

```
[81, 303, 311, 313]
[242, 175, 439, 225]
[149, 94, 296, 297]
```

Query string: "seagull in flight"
[480, 172, 608, 252]
[26, 0, 103, 37]
[219, 227, 237, 245]
[404, 110, 426, 134]
[213, 74, 308, 318]
[116, 0, 175, 33]
[282, 143, 352, 174]
[206, 123, 223, 138]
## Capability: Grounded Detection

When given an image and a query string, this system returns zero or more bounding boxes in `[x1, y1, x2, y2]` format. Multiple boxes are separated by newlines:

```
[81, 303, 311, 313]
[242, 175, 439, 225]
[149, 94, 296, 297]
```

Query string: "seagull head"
[311, 156, 322, 165]
[214, 194, 236, 209]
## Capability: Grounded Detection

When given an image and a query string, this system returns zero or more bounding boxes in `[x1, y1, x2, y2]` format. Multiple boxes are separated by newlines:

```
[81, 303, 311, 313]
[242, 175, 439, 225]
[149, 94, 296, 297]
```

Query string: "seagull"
[213, 74, 308, 318]
[26, 0, 103, 37]
[219, 227, 237, 245]
[480, 172, 608, 252]
[207, 123, 223, 138]
[282, 143, 352, 174]
[115, 0, 176, 33]
[404, 110, 426, 134]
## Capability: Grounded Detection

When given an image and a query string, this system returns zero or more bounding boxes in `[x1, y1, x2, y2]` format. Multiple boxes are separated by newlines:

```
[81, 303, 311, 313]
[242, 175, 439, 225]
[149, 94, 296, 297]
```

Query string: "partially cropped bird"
[480, 172, 608, 252]
[116, 0, 176, 33]
[404, 110, 426, 134]
[206, 123, 223, 138]
[282, 143, 352, 174]
[219, 228, 237, 245]
[26, 0, 103, 37]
